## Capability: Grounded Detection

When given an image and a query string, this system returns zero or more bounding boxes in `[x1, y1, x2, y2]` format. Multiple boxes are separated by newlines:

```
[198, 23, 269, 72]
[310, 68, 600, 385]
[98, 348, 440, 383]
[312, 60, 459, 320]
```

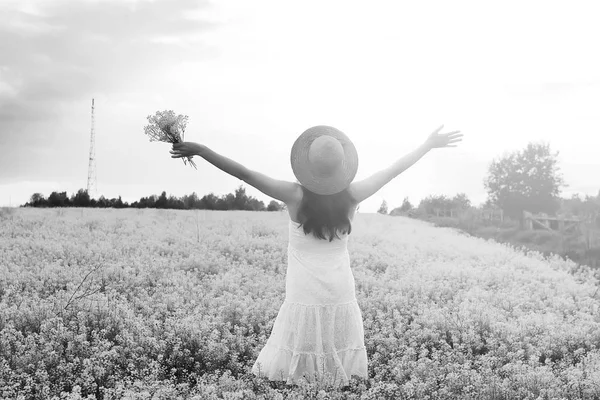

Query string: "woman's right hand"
[425, 125, 463, 149]
[170, 142, 203, 159]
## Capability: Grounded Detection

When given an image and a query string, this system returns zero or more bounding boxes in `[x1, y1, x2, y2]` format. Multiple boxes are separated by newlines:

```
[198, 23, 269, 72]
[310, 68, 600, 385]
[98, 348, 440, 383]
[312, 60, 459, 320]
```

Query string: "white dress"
[251, 219, 368, 386]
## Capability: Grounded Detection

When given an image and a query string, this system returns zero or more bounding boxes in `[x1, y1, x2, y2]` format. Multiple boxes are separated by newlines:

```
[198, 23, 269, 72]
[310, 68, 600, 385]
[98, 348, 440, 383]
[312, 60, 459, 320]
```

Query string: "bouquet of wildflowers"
[144, 110, 197, 169]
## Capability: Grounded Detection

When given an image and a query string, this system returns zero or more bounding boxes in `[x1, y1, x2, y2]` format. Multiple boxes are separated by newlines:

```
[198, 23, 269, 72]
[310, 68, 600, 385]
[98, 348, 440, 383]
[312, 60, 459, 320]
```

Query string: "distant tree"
[234, 186, 248, 210]
[138, 195, 158, 208]
[418, 194, 452, 215]
[390, 199, 410, 216]
[483, 142, 567, 224]
[399, 197, 413, 212]
[155, 191, 168, 209]
[200, 193, 219, 210]
[451, 193, 471, 210]
[267, 200, 283, 211]
[72, 189, 91, 207]
[134, 197, 146, 208]
[48, 191, 69, 207]
[217, 193, 235, 210]
[564, 193, 600, 218]
[183, 192, 200, 209]
[246, 198, 266, 211]
[482, 198, 496, 209]
[29, 193, 46, 207]
[389, 197, 414, 216]
[114, 196, 125, 209]
[167, 195, 184, 209]
[97, 195, 109, 208]
[377, 200, 388, 214]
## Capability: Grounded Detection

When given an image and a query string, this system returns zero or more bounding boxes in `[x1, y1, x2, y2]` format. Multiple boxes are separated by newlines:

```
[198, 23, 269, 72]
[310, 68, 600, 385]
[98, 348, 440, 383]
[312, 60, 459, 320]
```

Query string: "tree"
[246, 198, 266, 211]
[200, 193, 219, 210]
[377, 200, 388, 214]
[234, 186, 248, 210]
[216, 193, 235, 210]
[72, 189, 91, 207]
[29, 193, 46, 207]
[418, 194, 452, 215]
[451, 193, 471, 210]
[482, 198, 496, 209]
[399, 197, 413, 212]
[114, 196, 125, 209]
[97, 195, 109, 208]
[390, 197, 414, 216]
[183, 192, 200, 209]
[483, 142, 567, 223]
[167, 195, 184, 209]
[48, 191, 69, 207]
[156, 191, 168, 209]
[135, 195, 155, 208]
[267, 200, 283, 211]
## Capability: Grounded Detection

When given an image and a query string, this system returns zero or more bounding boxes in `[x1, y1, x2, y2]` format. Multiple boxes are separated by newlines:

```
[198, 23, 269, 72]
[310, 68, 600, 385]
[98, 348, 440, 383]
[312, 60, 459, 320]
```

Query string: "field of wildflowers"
[1, 208, 600, 399]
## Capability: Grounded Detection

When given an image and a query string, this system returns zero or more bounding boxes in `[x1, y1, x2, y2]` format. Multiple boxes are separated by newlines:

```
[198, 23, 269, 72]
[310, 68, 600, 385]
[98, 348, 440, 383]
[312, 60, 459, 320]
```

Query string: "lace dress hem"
[251, 342, 368, 386]
[251, 299, 367, 386]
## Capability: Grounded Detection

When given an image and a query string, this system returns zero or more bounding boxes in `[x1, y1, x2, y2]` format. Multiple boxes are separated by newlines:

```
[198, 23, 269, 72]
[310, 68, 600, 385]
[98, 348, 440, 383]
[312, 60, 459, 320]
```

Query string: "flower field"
[1, 208, 600, 400]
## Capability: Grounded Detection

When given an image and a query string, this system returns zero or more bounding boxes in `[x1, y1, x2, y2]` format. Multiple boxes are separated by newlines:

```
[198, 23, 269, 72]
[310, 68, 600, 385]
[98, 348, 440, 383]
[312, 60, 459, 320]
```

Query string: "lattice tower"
[87, 98, 97, 196]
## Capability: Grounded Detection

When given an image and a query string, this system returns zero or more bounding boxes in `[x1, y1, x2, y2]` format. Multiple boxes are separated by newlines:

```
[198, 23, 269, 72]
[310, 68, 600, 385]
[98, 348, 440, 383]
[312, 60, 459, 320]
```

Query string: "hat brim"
[290, 126, 358, 195]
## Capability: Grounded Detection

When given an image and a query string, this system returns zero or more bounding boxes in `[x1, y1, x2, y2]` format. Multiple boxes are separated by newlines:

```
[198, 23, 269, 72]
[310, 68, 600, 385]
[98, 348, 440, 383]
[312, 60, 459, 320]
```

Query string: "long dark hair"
[297, 185, 356, 241]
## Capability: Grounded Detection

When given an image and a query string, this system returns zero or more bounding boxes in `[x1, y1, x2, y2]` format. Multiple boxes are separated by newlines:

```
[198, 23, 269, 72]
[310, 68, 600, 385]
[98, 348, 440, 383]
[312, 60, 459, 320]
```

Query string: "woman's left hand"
[425, 125, 463, 149]
[170, 142, 202, 158]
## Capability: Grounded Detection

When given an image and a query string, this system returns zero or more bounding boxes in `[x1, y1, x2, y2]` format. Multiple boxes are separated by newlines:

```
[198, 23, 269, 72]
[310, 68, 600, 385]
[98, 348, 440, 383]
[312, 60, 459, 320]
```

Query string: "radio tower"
[87, 98, 97, 196]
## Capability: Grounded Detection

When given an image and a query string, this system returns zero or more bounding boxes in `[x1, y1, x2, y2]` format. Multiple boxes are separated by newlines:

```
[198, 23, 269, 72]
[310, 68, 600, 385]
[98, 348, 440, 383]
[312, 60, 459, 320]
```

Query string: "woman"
[170, 125, 462, 386]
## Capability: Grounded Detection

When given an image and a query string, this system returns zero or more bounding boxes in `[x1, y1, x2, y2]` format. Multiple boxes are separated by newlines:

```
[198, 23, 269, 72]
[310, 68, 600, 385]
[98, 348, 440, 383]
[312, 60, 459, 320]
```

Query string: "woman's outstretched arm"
[348, 125, 462, 204]
[170, 142, 302, 205]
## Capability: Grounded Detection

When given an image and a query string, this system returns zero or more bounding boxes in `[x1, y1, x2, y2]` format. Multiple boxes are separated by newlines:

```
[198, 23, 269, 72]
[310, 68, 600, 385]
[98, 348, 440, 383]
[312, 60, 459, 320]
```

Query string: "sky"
[1, 0, 599, 212]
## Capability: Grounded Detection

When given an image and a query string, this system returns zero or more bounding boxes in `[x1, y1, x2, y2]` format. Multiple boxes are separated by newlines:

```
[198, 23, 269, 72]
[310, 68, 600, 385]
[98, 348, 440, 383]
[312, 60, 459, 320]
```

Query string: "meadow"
[1, 208, 600, 400]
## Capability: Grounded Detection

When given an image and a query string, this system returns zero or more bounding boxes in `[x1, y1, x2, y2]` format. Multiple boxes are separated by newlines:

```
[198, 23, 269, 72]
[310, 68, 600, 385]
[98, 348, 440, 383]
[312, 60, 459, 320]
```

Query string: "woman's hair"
[297, 185, 356, 241]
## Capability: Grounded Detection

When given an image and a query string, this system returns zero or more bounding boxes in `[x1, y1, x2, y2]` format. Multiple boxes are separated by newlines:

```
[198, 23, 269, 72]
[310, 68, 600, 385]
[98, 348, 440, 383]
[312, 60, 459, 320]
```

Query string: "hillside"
[1, 209, 599, 399]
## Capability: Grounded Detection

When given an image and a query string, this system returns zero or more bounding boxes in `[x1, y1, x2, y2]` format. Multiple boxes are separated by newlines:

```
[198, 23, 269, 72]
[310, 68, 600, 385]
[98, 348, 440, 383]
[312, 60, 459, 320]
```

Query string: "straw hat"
[290, 126, 359, 195]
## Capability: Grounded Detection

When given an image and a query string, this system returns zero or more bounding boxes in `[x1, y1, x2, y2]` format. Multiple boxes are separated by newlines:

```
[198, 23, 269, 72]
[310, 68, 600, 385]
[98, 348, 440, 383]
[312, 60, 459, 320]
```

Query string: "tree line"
[383, 192, 600, 223]
[377, 141, 600, 225]
[379, 193, 474, 216]
[23, 186, 285, 212]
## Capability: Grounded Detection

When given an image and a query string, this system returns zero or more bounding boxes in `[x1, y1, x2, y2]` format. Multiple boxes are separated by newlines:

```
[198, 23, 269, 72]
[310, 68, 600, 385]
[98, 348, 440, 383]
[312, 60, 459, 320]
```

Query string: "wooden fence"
[478, 208, 504, 222]
[522, 210, 587, 233]
[431, 207, 504, 222]
[432, 208, 460, 218]
[523, 210, 600, 255]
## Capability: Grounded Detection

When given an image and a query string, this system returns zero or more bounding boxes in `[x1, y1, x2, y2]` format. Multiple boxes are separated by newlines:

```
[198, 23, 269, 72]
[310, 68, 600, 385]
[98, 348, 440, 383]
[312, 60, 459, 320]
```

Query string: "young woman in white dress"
[170, 125, 462, 387]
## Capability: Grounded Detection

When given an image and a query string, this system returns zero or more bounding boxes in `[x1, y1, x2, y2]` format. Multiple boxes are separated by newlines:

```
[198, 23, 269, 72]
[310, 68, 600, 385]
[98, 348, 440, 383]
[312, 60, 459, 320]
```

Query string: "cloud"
[0, 0, 219, 180]
[0, 0, 218, 143]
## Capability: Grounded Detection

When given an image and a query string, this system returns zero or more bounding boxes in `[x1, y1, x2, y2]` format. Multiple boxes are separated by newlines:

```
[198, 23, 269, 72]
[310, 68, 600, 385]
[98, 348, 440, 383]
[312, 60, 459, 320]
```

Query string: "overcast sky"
[1, 0, 598, 212]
